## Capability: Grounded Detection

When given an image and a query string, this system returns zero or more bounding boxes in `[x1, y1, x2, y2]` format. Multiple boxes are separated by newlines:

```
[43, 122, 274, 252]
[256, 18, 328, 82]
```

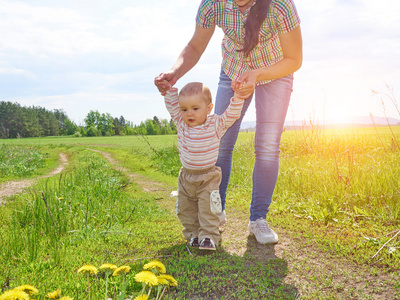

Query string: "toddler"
[164, 81, 245, 250]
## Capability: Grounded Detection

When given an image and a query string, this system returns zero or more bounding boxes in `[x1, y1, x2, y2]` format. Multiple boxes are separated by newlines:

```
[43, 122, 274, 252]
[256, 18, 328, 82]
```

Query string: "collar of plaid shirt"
[225, 0, 257, 12]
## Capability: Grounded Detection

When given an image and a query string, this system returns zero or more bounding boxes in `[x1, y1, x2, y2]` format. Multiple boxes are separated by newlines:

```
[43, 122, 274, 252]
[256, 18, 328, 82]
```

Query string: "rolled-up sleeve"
[196, 0, 215, 28]
[274, 0, 301, 34]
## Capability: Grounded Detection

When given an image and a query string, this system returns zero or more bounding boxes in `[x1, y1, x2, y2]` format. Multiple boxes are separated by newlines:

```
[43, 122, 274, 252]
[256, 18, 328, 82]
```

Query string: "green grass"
[0, 149, 183, 299]
[229, 126, 400, 267]
[0, 126, 399, 299]
[0, 134, 178, 149]
[0, 145, 46, 179]
[0, 144, 62, 183]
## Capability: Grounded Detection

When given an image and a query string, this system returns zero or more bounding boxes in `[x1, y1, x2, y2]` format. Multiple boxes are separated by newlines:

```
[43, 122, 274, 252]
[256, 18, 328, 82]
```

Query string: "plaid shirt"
[196, 0, 300, 85]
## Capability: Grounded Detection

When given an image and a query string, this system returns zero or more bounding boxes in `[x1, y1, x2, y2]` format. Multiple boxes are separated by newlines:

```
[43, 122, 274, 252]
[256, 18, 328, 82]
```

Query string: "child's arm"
[214, 84, 245, 138]
[163, 85, 182, 128]
[232, 92, 246, 103]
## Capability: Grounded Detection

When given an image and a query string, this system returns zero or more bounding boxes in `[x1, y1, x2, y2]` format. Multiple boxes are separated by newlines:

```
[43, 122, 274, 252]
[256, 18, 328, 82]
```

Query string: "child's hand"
[231, 70, 257, 99]
[231, 80, 249, 99]
[231, 80, 247, 101]
[231, 79, 245, 92]
[154, 77, 172, 96]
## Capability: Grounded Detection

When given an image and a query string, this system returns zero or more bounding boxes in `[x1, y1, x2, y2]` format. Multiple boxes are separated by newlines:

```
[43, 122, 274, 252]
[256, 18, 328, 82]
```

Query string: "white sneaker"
[248, 218, 278, 244]
[218, 210, 227, 226]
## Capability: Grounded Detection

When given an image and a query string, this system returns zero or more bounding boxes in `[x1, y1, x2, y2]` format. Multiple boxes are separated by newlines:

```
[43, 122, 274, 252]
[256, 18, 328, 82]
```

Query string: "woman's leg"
[250, 74, 293, 221]
[214, 70, 252, 211]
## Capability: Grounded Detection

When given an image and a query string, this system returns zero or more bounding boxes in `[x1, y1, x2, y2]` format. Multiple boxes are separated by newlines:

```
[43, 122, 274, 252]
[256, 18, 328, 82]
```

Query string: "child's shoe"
[189, 237, 200, 247]
[199, 238, 216, 251]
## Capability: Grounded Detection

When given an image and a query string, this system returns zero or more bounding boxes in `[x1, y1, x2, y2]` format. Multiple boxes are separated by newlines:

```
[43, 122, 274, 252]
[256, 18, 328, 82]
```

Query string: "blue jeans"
[214, 70, 293, 221]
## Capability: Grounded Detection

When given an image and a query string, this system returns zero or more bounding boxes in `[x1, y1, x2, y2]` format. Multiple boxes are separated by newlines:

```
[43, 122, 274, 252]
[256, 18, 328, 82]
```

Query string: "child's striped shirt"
[165, 88, 244, 169]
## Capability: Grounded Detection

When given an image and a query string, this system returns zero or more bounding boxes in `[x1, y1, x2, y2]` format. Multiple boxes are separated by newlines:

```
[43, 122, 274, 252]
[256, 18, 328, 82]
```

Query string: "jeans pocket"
[210, 190, 222, 214]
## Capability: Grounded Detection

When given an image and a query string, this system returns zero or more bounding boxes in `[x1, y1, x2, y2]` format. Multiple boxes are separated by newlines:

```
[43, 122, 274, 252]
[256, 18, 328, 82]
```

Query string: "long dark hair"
[241, 0, 271, 57]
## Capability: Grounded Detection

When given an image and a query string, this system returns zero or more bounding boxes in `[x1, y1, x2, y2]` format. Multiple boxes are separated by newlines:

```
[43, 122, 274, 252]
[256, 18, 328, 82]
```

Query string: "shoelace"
[255, 221, 272, 233]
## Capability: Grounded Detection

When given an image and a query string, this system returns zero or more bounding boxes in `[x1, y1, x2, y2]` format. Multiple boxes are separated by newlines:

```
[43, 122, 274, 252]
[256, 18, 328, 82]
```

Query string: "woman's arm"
[155, 25, 215, 95]
[233, 25, 303, 98]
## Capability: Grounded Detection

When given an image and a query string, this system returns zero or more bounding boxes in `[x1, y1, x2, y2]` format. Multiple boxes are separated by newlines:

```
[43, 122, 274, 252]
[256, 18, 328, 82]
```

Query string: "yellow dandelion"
[59, 297, 74, 300]
[99, 263, 117, 271]
[77, 265, 98, 275]
[13, 285, 39, 295]
[112, 265, 131, 276]
[157, 274, 178, 287]
[156, 276, 169, 285]
[46, 289, 62, 299]
[133, 295, 149, 300]
[134, 271, 158, 286]
[143, 260, 166, 274]
[0, 289, 29, 300]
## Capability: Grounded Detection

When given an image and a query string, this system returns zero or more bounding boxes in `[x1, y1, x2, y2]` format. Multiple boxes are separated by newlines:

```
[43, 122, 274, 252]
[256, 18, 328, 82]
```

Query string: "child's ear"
[207, 103, 213, 114]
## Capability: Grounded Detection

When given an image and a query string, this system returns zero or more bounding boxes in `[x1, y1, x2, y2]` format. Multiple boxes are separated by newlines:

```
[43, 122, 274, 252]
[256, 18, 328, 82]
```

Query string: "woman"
[155, 0, 302, 244]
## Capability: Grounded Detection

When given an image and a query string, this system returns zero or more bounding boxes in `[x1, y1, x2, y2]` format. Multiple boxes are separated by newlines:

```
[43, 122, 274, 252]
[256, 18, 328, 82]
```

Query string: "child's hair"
[179, 82, 212, 104]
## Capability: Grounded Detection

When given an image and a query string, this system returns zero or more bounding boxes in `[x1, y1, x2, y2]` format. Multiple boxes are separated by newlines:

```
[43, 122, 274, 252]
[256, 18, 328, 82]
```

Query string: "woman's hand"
[154, 77, 173, 96]
[154, 71, 177, 96]
[231, 69, 258, 99]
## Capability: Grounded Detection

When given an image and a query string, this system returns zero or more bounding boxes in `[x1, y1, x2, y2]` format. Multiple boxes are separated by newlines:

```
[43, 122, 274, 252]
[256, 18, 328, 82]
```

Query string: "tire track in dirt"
[0, 153, 68, 205]
[90, 149, 166, 193]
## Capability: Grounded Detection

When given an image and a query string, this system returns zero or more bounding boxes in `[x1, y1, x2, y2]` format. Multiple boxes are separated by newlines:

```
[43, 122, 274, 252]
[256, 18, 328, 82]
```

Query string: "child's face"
[178, 93, 213, 126]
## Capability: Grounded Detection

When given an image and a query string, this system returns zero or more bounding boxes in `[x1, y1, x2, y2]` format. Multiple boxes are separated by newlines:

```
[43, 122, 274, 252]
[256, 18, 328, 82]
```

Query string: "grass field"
[0, 126, 399, 299]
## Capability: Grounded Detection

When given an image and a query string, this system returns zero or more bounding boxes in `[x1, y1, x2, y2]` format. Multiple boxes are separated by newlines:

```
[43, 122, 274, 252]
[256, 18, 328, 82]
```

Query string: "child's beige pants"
[176, 166, 222, 245]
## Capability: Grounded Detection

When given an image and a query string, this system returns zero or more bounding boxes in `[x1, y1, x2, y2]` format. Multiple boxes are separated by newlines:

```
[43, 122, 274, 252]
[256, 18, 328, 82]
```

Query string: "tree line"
[0, 101, 176, 139]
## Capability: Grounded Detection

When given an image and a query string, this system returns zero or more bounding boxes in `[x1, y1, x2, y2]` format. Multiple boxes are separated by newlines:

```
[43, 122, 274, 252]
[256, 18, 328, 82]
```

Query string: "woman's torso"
[196, 0, 300, 84]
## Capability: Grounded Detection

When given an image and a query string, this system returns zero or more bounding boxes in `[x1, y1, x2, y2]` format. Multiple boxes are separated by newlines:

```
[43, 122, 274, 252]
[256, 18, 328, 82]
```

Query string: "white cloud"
[0, 1, 98, 55]
[0, 0, 195, 57]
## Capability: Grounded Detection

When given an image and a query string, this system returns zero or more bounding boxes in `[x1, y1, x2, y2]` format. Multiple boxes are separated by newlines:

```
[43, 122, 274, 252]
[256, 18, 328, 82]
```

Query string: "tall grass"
[144, 127, 400, 225]
[151, 146, 181, 177]
[142, 126, 400, 269]
[0, 144, 46, 178]
[3, 151, 127, 262]
[229, 127, 400, 225]
[0, 149, 183, 298]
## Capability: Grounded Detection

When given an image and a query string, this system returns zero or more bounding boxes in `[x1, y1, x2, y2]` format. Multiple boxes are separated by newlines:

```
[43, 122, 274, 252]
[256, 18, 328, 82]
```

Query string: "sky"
[1, 0, 399, 126]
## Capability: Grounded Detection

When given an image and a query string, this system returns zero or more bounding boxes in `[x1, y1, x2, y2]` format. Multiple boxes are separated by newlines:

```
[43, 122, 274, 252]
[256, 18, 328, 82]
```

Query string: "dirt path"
[0, 153, 68, 205]
[0, 150, 397, 299]
[90, 149, 166, 193]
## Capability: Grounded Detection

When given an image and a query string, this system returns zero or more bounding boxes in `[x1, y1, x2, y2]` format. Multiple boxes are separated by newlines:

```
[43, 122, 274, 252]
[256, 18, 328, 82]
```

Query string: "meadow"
[0, 126, 399, 299]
